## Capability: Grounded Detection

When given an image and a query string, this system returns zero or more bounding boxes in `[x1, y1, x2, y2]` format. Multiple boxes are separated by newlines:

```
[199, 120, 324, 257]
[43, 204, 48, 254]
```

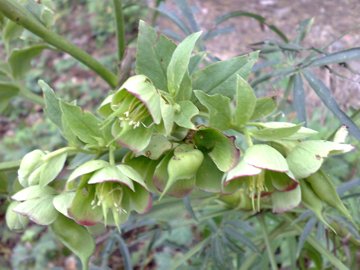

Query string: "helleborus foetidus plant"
[5, 21, 356, 268]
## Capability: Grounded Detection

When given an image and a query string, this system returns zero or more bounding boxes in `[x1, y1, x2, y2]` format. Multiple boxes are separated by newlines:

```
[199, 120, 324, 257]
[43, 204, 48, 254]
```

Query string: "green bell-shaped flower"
[99, 75, 162, 152]
[65, 160, 151, 227]
[225, 144, 299, 212]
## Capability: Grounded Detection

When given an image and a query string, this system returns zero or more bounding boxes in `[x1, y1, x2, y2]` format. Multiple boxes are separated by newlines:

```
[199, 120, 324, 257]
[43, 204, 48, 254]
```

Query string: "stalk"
[0, 0, 118, 88]
[112, 0, 126, 62]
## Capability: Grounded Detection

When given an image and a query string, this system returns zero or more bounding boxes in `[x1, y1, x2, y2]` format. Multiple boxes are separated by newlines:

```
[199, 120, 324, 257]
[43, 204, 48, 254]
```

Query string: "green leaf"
[250, 97, 276, 120]
[271, 184, 301, 213]
[193, 52, 259, 96]
[194, 127, 240, 172]
[233, 75, 257, 127]
[136, 21, 176, 91]
[167, 31, 201, 96]
[293, 73, 307, 125]
[60, 102, 104, 145]
[251, 122, 302, 141]
[287, 140, 354, 179]
[303, 70, 360, 140]
[39, 80, 63, 129]
[194, 90, 232, 130]
[294, 18, 314, 44]
[13, 195, 58, 225]
[2, 20, 23, 45]
[0, 81, 19, 113]
[310, 47, 360, 67]
[160, 98, 175, 136]
[216, 11, 288, 42]
[40, 152, 67, 186]
[174, 100, 199, 129]
[9, 44, 49, 79]
[224, 225, 259, 253]
[51, 214, 95, 270]
[244, 144, 289, 172]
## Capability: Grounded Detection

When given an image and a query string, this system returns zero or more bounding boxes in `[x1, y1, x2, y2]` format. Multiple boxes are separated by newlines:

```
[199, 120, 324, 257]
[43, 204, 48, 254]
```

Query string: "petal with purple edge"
[88, 166, 134, 191]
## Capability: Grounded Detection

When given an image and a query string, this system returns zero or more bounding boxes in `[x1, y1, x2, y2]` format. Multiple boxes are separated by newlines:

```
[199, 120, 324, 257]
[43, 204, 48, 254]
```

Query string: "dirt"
[158, 0, 360, 110]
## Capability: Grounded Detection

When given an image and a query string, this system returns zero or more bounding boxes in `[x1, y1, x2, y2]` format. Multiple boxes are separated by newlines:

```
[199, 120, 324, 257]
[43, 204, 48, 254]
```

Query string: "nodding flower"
[225, 144, 297, 212]
[67, 160, 151, 227]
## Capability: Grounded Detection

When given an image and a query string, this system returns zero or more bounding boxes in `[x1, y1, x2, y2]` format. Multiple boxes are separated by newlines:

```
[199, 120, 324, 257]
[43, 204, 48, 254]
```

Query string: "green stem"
[42, 146, 77, 161]
[244, 128, 254, 147]
[0, 0, 118, 88]
[258, 214, 278, 270]
[112, 0, 126, 63]
[109, 146, 115, 165]
[19, 87, 45, 106]
[0, 160, 21, 172]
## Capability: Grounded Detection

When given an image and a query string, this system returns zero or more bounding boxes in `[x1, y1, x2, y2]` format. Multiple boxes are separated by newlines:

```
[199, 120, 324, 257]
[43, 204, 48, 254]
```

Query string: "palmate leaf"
[192, 52, 259, 97]
[167, 31, 201, 96]
[194, 90, 232, 130]
[303, 70, 360, 140]
[135, 21, 176, 91]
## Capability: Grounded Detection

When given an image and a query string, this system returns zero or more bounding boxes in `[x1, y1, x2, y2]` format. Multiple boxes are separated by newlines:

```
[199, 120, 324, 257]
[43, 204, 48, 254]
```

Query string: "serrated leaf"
[9, 44, 49, 79]
[233, 75, 257, 127]
[167, 31, 201, 96]
[174, 100, 199, 129]
[193, 52, 259, 96]
[39, 80, 63, 129]
[60, 102, 104, 145]
[250, 97, 276, 120]
[194, 90, 232, 130]
[303, 70, 360, 140]
[51, 214, 95, 270]
[136, 21, 177, 91]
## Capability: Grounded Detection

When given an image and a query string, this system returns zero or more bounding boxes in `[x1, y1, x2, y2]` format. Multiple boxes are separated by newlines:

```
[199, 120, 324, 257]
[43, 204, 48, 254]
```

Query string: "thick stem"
[19, 87, 45, 106]
[258, 214, 278, 270]
[112, 0, 126, 63]
[0, 0, 118, 88]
